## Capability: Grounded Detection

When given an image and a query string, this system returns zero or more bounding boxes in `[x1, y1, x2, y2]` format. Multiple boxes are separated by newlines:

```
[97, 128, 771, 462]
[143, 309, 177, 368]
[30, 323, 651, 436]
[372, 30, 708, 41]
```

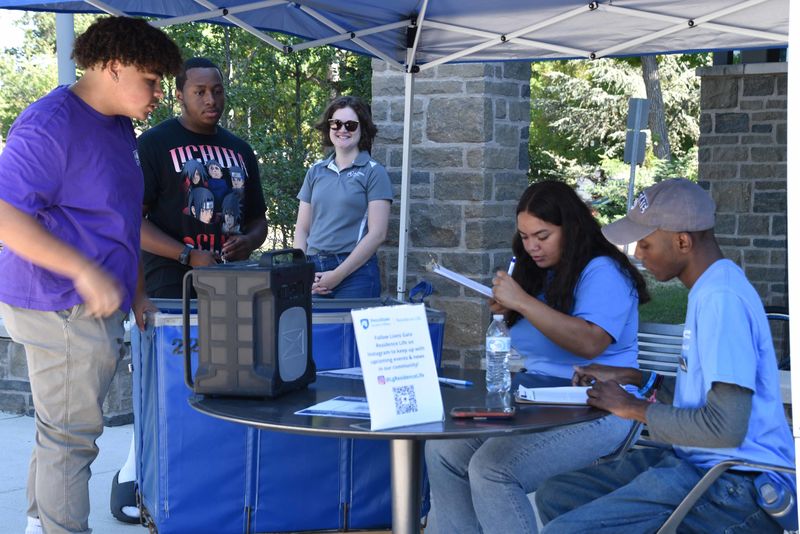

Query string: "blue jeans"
[425, 414, 633, 534]
[536, 447, 782, 534]
[309, 253, 381, 298]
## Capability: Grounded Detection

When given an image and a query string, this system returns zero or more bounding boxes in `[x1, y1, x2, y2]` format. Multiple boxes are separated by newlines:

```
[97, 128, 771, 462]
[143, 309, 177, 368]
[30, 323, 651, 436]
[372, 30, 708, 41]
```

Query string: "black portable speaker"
[182, 248, 316, 397]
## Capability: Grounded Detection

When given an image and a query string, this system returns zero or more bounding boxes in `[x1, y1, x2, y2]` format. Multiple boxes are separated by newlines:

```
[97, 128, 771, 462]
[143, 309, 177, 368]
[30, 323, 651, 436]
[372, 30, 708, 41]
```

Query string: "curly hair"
[314, 95, 378, 154]
[71, 16, 182, 78]
[505, 180, 650, 327]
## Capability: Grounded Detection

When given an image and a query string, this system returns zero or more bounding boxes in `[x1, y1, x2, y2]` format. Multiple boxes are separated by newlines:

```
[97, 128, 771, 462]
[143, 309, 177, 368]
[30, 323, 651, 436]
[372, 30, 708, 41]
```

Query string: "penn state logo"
[360, 318, 370, 329]
[633, 191, 649, 214]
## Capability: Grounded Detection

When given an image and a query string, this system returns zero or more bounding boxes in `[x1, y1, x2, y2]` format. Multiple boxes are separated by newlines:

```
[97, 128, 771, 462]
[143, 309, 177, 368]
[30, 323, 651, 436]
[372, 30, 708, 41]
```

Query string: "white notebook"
[515, 385, 590, 405]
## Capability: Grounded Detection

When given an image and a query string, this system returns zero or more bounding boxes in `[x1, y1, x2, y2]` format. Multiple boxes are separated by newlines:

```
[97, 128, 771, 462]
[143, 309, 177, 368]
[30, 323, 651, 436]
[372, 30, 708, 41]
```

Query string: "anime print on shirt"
[139, 117, 260, 260]
[179, 156, 245, 256]
[138, 117, 266, 294]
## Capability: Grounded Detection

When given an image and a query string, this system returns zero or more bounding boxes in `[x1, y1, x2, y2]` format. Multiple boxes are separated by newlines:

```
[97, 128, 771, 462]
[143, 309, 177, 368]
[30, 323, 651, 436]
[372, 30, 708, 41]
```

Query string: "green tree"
[529, 54, 707, 219]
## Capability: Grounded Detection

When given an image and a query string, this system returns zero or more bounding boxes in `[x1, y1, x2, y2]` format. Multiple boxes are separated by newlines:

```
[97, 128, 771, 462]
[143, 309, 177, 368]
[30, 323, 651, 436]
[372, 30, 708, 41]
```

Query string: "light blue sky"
[0, 10, 25, 50]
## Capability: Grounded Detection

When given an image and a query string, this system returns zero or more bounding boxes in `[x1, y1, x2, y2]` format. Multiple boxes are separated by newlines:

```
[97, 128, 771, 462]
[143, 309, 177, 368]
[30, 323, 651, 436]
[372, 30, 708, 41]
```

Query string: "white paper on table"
[515, 385, 591, 405]
[429, 262, 493, 298]
[295, 395, 371, 419]
[316, 367, 363, 380]
[351, 303, 444, 430]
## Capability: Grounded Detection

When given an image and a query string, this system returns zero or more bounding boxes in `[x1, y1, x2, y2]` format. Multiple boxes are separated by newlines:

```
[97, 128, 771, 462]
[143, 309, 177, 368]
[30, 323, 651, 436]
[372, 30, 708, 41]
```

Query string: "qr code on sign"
[392, 385, 418, 415]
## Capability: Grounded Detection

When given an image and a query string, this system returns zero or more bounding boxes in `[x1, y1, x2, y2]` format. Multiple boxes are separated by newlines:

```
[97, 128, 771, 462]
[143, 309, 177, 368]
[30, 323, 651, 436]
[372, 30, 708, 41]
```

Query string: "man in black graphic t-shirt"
[138, 57, 267, 297]
[110, 57, 269, 525]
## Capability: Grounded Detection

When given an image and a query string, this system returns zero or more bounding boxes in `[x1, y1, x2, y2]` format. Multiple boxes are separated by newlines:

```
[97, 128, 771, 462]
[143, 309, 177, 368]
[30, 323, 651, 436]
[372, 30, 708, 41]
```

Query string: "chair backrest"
[601, 322, 686, 462]
[765, 306, 789, 370]
[637, 322, 684, 375]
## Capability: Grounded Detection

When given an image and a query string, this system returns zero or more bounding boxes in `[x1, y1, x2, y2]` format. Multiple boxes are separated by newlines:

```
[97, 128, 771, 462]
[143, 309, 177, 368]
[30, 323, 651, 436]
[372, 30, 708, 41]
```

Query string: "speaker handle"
[182, 270, 195, 389]
[258, 248, 307, 268]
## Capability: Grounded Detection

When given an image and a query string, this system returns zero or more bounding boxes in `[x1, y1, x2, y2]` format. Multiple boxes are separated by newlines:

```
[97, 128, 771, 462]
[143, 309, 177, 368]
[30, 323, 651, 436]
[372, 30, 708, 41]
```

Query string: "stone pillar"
[697, 63, 787, 306]
[371, 61, 531, 369]
[0, 322, 134, 425]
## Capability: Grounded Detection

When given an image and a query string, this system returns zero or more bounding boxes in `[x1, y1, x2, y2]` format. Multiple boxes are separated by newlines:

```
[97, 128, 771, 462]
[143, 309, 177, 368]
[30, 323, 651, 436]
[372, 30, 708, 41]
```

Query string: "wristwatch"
[178, 244, 193, 266]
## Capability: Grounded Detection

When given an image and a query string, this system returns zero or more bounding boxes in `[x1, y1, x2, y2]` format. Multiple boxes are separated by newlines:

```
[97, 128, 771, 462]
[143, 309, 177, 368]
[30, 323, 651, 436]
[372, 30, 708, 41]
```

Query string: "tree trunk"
[641, 55, 671, 160]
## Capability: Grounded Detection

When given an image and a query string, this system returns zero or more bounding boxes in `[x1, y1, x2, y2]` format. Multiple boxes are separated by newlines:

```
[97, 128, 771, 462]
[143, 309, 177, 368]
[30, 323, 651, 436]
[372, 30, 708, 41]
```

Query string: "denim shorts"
[307, 252, 381, 298]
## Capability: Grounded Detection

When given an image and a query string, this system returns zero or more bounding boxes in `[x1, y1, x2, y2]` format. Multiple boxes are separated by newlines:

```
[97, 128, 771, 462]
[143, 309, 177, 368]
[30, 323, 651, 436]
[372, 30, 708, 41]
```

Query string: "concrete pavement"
[0, 412, 143, 534]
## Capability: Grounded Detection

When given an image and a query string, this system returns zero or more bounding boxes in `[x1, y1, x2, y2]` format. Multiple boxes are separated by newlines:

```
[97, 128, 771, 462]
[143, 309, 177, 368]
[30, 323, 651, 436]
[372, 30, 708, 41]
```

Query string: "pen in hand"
[507, 257, 516, 276]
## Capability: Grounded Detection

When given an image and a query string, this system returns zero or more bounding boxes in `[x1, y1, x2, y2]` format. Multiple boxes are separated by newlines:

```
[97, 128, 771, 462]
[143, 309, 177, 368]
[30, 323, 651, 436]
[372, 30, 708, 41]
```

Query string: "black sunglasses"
[328, 119, 360, 132]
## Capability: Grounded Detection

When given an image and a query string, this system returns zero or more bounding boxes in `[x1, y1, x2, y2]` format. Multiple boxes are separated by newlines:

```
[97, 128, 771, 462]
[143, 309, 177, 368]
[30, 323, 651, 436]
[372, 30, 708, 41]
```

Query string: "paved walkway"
[0, 412, 143, 533]
[0, 411, 541, 534]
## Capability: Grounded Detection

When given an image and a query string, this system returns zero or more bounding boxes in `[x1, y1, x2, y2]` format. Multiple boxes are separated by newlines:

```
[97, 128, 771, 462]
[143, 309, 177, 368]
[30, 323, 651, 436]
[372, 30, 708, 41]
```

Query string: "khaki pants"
[0, 303, 125, 534]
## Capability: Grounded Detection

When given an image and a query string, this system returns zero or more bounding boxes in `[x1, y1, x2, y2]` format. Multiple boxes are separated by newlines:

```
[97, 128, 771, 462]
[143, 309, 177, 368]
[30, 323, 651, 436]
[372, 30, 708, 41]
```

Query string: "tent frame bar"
[288, 20, 409, 54]
[191, 0, 287, 50]
[419, 3, 591, 70]
[296, 2, 403, 69]
[597, 0, 783, 57]
[150, 0, 286, 28]
[407, 0, 429, 69]
[85, 0, 124, 16]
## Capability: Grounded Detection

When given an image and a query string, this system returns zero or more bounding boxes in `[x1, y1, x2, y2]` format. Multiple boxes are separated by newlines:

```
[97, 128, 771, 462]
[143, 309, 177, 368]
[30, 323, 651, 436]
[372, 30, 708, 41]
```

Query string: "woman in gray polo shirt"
[294, 96, 393, 298]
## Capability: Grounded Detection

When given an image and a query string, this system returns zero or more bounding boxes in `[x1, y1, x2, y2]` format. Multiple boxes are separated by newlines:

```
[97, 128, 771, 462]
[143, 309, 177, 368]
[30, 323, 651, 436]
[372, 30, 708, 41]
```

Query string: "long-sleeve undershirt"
[645, 377, 752, 448]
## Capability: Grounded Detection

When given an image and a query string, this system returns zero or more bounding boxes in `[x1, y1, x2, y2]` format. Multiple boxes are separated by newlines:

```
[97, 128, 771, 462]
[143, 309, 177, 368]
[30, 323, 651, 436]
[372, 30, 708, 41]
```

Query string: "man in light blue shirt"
[536, 179, 795, 533]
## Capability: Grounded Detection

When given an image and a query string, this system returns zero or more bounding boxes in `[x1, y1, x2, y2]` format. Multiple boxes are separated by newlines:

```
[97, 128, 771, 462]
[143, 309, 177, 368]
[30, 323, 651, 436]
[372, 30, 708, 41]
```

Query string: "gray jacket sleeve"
[645, 382, 752, 448]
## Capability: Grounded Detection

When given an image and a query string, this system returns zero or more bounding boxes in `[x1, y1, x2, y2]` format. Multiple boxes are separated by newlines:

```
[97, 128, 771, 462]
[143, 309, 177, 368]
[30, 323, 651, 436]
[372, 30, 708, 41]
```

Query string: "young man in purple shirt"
[0, 17, 182, 534]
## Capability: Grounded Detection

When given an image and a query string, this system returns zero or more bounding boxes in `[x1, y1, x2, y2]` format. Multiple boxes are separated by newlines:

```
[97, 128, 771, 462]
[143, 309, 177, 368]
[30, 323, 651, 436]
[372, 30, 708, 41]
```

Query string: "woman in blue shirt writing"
[426, 180, 649, 533]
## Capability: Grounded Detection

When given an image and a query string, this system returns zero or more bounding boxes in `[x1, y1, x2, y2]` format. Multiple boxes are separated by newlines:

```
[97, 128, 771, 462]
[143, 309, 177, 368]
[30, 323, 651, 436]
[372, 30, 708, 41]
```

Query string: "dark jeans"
[536, 447, 781, 534]
[308, 253, 381, 299]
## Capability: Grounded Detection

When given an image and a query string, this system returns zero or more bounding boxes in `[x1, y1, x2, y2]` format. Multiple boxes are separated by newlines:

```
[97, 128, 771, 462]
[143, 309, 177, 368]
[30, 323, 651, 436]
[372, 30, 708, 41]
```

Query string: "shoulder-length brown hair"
[315, 95, 378, 154]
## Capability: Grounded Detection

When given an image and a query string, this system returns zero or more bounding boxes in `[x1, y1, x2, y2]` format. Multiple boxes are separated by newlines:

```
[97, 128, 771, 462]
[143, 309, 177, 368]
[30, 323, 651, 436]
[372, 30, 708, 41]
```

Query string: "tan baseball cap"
[602, 178, 716, 245]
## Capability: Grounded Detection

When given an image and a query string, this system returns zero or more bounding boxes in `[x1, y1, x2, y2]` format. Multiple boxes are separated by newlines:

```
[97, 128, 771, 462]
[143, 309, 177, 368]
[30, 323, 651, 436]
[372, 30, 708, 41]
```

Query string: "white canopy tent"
[0, 1, 797, 524]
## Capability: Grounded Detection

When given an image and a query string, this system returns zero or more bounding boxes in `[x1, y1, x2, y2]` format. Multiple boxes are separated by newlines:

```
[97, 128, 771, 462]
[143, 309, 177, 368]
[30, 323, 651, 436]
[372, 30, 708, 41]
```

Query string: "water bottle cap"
[493, 314, 504, 321]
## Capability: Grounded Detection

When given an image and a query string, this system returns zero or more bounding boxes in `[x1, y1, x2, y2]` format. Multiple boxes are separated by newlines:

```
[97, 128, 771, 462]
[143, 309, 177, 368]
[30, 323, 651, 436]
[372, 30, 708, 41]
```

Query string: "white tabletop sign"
[350, 303, 444, 430]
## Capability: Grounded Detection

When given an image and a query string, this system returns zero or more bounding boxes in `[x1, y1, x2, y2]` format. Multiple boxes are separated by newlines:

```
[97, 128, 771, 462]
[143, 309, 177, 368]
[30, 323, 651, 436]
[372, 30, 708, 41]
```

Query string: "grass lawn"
[638, 271, 688, 325]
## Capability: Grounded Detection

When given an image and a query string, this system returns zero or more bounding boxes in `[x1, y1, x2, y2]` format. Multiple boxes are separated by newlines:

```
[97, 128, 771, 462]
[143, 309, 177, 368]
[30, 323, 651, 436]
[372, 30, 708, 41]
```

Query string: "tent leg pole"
[56, 13, 76, 85]
[396, 64, 415, 302]
[787, 6, 799, 524]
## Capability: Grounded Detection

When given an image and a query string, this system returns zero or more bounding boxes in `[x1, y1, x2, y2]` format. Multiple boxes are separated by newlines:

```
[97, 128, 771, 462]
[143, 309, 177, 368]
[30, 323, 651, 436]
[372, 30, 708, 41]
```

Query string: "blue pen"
[507, 257, 516, 276]
[438, 377, 473, 387]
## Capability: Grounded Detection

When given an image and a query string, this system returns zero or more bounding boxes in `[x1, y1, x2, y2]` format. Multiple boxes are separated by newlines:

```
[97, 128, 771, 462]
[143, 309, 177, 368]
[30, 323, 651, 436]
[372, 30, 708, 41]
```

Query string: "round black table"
[189, 369, 604, 534]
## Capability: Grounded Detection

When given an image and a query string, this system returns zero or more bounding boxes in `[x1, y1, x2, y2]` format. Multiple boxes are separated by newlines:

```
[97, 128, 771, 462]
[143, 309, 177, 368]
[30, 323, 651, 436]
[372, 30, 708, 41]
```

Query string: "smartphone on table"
[449, 406, 517, 419]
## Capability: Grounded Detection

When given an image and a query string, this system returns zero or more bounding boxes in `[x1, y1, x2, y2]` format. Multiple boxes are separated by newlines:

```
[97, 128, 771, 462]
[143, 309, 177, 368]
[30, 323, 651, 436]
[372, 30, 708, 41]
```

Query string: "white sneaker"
[24, 516, 43, 534]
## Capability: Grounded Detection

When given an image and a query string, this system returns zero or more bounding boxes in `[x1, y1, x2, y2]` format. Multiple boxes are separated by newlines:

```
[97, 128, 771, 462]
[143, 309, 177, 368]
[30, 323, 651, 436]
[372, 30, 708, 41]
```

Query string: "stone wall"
[697, 63, 787, 306]
[0, 322, 134, 426]
[371, 60, 531, 369]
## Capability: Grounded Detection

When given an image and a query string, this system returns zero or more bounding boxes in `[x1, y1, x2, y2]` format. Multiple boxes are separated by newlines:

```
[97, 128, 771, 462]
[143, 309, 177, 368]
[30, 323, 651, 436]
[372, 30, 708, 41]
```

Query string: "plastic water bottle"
[485, 314, 511, 393]
[754, 473, 798, 531]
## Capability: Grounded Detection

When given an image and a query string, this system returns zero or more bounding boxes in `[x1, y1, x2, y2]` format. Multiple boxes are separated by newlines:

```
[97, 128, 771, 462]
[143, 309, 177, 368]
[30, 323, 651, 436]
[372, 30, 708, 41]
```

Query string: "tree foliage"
[529, 54, 707, 220]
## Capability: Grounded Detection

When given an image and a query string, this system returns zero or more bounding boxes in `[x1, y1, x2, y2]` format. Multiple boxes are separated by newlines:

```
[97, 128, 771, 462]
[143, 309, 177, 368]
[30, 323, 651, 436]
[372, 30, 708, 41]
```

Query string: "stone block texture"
[372, 60, 531, 368]
[0, 329, 133, 425]
[697, 63, 787, 307]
